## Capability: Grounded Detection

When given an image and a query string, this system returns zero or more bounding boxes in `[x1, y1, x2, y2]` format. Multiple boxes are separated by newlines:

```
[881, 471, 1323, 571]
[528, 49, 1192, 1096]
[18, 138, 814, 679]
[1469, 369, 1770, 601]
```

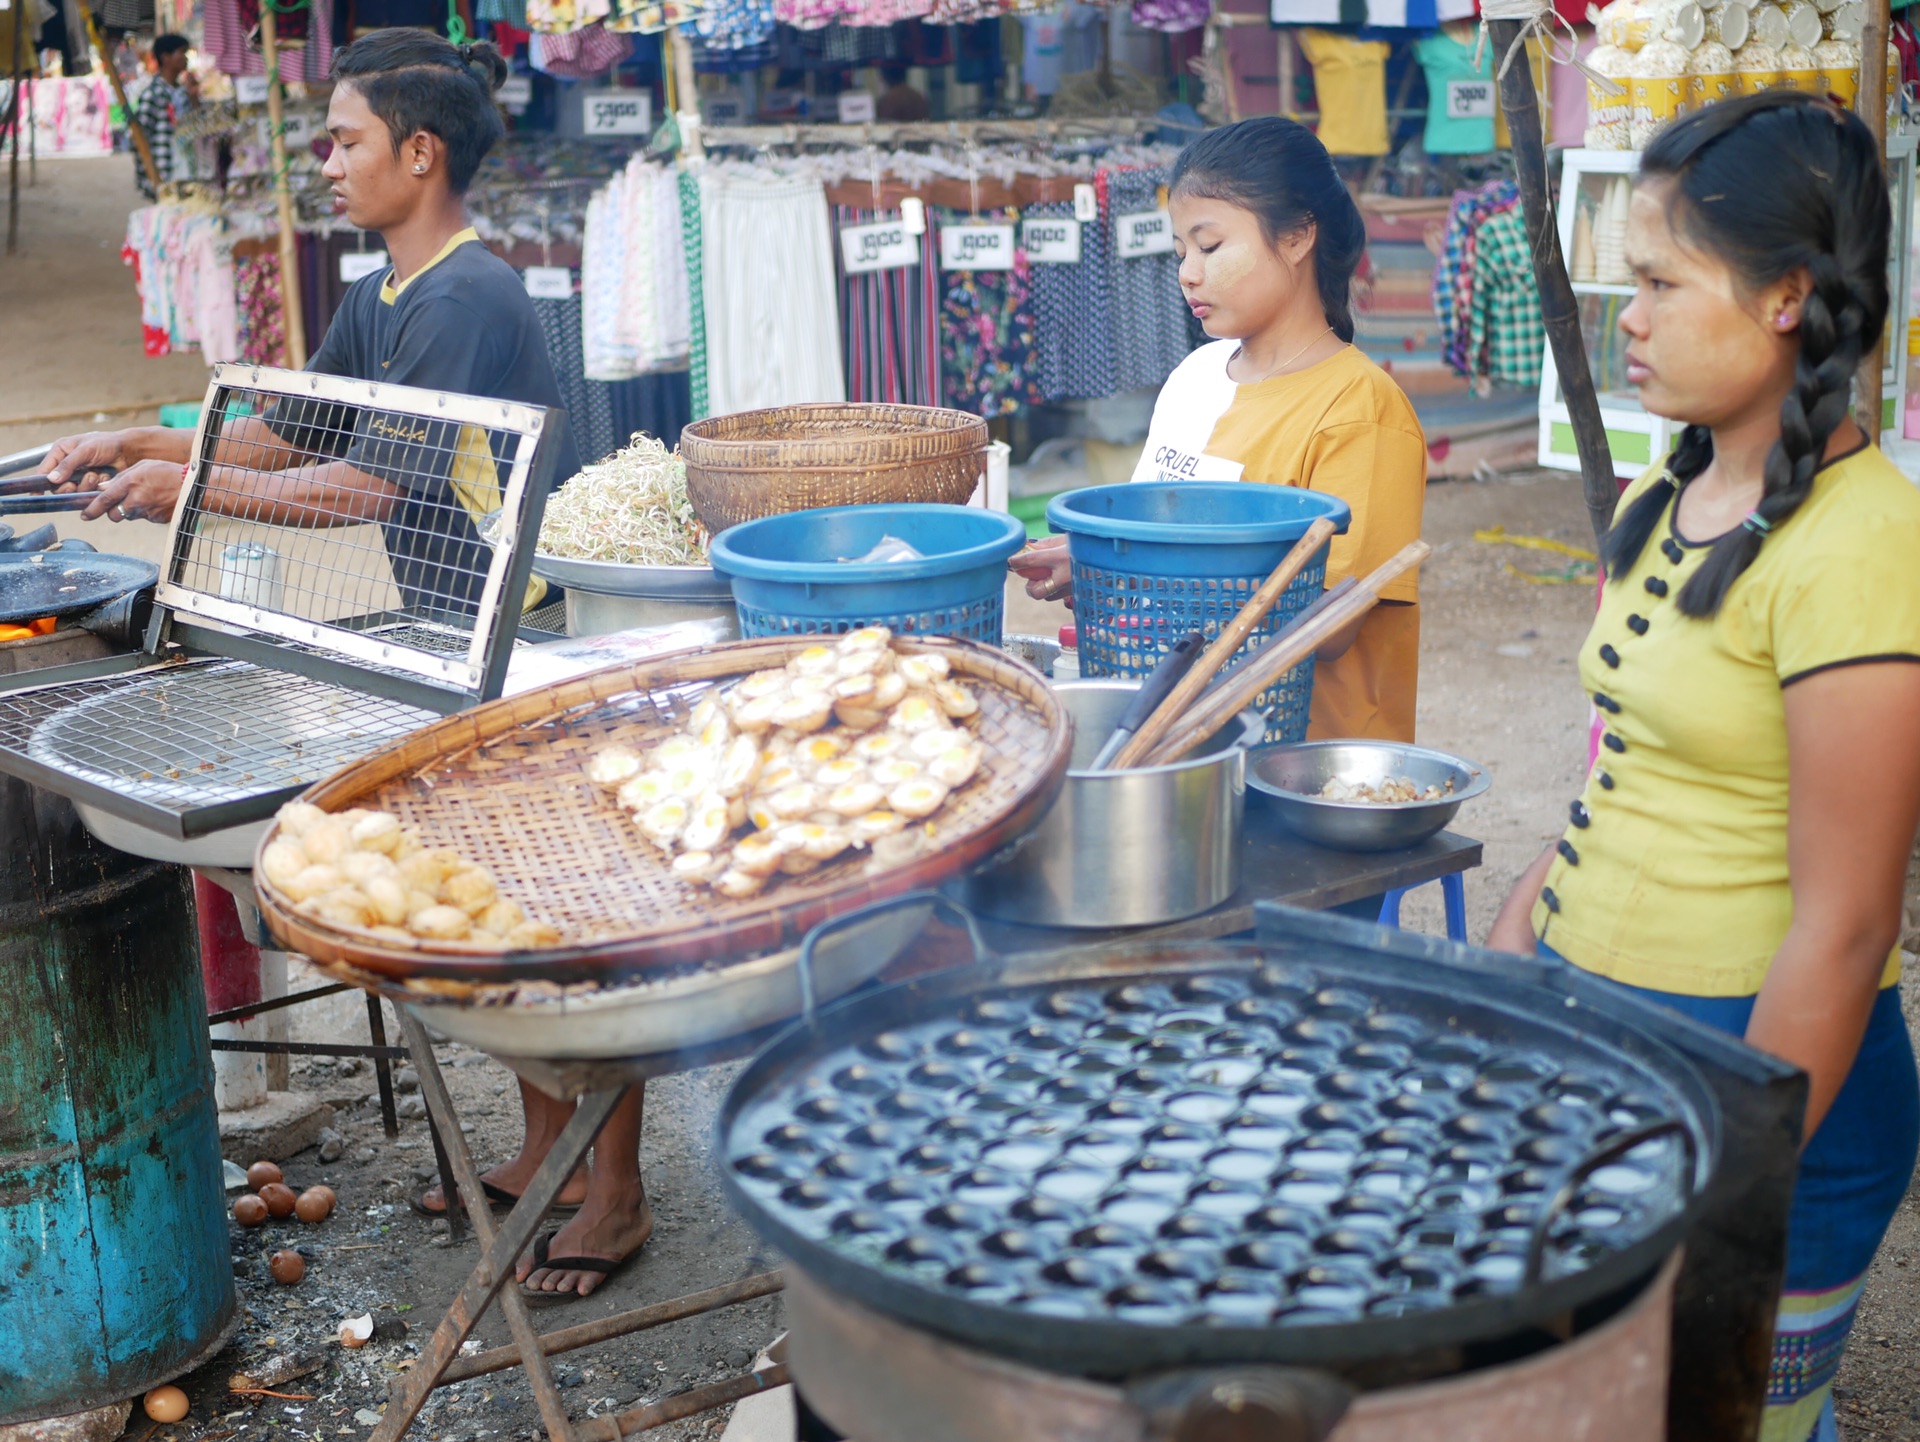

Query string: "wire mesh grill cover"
[158, 364, 562, 701]
[721, 950, 1709, 1373]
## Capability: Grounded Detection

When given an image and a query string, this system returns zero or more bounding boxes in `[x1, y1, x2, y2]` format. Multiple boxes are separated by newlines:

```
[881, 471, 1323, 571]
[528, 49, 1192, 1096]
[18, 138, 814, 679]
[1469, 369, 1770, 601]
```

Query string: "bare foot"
[415, 1161, 590, 1216]
[517, 1186, 654, 1299]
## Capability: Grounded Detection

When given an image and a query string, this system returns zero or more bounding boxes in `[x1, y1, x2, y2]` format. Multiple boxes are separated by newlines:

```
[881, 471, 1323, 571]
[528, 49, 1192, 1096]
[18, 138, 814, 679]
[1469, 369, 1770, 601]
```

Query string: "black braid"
[1606, 92, 1890, 614]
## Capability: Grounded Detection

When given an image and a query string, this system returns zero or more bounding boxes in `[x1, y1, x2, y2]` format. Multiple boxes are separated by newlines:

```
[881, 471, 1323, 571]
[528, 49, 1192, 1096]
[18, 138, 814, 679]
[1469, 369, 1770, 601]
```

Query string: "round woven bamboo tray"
[253, 636, 1069, 983]
[680, 403, 989, 534]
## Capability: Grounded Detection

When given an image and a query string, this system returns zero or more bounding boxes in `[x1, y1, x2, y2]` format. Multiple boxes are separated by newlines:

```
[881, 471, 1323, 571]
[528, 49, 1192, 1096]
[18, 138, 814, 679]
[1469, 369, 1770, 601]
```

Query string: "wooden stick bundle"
[1143, 540, 1431, 767]
[1106, 517, 1337, 771]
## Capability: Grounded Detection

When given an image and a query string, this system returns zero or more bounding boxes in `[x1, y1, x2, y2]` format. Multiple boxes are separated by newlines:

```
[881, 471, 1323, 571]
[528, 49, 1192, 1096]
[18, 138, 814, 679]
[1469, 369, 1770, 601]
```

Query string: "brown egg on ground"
[294, 1186, 335, 1223]
[143, 1386, 189, 1423]
[257, 1181, 297, 1218]
[233, 1194, 268, 1227]
[269, 1249, 306, 1284]
[246, 1161, 283, 1190]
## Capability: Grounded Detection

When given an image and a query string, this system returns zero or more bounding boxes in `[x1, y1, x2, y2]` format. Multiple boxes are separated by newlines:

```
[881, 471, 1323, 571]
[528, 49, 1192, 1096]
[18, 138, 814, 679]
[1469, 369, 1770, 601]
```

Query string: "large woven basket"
[253, 636, 1069, 984]
[680, 403, 989, 534]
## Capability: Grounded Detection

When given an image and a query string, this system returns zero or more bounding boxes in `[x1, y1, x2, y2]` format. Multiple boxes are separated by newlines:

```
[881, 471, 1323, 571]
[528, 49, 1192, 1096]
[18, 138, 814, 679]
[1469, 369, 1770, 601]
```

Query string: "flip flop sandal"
[519, 1231, 641, 1308]
[409, 1178, 581, 1219]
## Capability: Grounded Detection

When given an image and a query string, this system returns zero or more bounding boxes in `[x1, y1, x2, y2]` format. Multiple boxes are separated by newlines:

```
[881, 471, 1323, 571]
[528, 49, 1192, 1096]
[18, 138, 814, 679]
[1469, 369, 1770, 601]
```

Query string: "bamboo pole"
[1488, 19, 1619, 548]
[259, 7, 307, 367]
[8, 0, 22, 255]
[667, 22, 702, 161]
[1855, 0, 1890, 438]
[86, 14, 160, 196]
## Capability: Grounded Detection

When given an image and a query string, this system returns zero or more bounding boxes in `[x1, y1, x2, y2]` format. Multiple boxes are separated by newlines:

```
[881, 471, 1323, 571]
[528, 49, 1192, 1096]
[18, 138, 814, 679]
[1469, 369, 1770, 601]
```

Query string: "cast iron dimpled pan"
[718, 934, 1719, 1384]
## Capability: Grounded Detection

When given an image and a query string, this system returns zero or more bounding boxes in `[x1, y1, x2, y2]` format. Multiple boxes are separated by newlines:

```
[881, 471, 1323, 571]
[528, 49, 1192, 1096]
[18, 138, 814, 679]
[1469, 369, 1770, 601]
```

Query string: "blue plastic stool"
[1378, 873, 1468, 942]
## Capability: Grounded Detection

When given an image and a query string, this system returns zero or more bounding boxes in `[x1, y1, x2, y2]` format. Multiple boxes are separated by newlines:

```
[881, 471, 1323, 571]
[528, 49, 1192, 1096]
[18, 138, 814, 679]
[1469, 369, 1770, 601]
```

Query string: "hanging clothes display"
[203, 0, 335, 82]
[697, 168, 846, 416]
[581, 156, 691, 381]
[1025, 196, 1118, 402]
[122, 205, 241, 363]
[1130, 0, 1208, 32]
[1103, 165, 1191, 395]
[1412, 27, 1498, 155]
[1433, 179, 1542, 389]
[833, 201, 943, 407]
[234, 253, 284, 366]
[1297, 30, 1391, 155]
[935, 207, 1045, 417]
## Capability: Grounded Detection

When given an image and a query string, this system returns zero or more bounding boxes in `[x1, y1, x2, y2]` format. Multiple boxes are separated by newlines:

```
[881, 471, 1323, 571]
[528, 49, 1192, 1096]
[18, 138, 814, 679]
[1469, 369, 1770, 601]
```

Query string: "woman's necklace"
[1233, 326, 1335, 383]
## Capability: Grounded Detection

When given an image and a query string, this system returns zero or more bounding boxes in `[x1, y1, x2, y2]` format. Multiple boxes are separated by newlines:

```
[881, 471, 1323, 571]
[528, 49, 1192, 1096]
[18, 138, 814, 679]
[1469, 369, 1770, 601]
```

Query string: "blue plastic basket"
[1047, 484, 1352, 743]
[709, 503, 1028, 643]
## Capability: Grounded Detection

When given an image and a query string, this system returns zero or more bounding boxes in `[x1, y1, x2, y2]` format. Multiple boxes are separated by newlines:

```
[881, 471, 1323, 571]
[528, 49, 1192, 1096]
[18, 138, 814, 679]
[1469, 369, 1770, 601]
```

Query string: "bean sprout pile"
[537, 434, 710, 567]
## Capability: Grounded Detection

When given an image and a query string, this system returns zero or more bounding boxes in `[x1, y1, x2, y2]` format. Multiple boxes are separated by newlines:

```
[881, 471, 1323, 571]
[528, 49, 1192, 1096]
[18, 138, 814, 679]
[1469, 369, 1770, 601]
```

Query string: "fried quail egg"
[899, 653, 952, 687]
[833, 671, 877, 701]
[796, 734, 846, 768]
[718, 735, 763, 797]
[827, 781, 886, 817]
[871, 757, 922, 788]
[852, 731, 907, 761]
[653, 735, 703, 769]
[732, 834, 784, 877]
[928, 744, 983, 788]
[736, 668, 791, 702]
[637, 796, 691, 847]
[682, 792, 734, 853]
[671, 850, 729, 883]
[832, 701, 888, 731]
[840, 626, 893, 652]
[851, 810, 908, 843]
[889, 694, 943, 734]
[617, 772, 671, 812]
[714, 868, 767, 899]
[889, 778, 950, 819]
[583, 745, 645, 791]
[909, 726, 967, 761]
[814, 758, 865, 789]
[872, 672, 908, 708]
[773, 693, 833, 733]
[933, 680, 979, 720]
[735, 694, 786, 732]
[767, 783, 822, 821]
[792, 644, 838, 676]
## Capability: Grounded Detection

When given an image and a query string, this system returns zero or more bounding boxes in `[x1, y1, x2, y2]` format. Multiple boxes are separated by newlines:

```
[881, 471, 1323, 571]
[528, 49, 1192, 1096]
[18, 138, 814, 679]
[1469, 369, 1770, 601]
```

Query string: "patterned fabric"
[132, 75, 188, 198]
[1103, 166, 1193, 394]
[935, 208, 1044, 419]
[1766, 1276, 1867, 1442]
[679, 167, 709, 420]
[529, 24, 631, 76]
[1463, 204, 1545, 388]
[1024, 197, 1117, 402]
[1130, 0, 1207, 30]
[235, 253, 284, 366]
[1432, 178, 1519, 377]
[836, 203, 942, 407]
[533, 288, 619, 468]
[202, 0, 334, 82]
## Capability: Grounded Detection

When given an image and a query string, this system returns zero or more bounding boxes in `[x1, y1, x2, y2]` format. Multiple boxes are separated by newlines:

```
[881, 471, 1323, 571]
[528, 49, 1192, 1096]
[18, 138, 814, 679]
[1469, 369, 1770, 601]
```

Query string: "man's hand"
[81, 461, 187, 524]
[44, 431, 135, 490]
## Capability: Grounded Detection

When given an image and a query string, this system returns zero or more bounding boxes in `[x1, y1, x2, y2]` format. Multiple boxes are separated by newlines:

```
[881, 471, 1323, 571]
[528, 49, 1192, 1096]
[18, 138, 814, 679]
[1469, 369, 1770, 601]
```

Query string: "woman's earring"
[1777, 311, 1793, 329]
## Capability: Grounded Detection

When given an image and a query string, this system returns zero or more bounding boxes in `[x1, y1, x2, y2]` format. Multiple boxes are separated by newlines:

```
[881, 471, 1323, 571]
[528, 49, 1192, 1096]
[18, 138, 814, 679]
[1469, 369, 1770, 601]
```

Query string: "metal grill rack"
[0, 364, 568, 839]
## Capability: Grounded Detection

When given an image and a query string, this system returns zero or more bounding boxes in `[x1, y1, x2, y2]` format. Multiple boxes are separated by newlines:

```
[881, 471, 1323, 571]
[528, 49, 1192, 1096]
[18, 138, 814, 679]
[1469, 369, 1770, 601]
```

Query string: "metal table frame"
[373, 829, 1484, 1442]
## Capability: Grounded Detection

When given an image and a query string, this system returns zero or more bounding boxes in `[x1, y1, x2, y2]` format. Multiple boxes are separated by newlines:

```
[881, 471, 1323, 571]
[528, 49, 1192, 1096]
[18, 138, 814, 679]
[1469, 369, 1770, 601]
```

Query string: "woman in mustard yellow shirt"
[1489, 95, 1920, 1442]
[1015, 118, 1427, 740]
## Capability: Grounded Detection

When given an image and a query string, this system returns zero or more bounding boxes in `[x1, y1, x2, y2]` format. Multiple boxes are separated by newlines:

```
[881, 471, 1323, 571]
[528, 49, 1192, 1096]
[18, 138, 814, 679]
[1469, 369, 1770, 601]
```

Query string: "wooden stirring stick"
[1143, 539, 1432, 767]
[1105, 517, 1338, 771]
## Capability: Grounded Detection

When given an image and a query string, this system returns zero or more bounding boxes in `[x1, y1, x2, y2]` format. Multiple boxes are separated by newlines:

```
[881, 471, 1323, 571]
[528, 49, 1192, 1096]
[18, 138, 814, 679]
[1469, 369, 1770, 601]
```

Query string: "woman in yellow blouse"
[1014, 118, 1427, 741]
[1489, 94, 1920, 1442]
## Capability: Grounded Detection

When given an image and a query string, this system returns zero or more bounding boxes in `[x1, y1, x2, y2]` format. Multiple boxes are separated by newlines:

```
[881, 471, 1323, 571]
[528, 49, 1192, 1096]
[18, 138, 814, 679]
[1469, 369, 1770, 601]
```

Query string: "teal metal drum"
[0, 770, 234, 1422]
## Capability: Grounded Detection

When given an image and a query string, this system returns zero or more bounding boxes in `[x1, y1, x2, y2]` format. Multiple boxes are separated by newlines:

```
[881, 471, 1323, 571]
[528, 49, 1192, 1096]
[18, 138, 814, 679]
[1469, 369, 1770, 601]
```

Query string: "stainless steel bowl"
[953, 681, 1262, 928]
[527, 553, 738, 640]
[1248, 739, 1490, 852]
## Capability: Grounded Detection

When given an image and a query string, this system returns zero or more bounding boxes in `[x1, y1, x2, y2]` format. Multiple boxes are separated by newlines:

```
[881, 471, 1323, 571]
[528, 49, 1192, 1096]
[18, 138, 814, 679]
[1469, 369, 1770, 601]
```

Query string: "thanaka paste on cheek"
[1201, 240, 1259, 293]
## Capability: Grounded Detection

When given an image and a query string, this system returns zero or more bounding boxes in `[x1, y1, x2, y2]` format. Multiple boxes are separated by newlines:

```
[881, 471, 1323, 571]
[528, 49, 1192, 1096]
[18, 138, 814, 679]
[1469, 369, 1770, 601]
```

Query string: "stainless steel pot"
[953, 681, 1261, 928]
[528, 553, 739, 640]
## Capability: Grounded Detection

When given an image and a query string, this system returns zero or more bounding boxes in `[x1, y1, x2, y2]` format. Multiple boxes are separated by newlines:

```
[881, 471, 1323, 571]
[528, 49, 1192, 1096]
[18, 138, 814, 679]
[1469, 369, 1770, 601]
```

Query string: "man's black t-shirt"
[286, 229, 581, 618]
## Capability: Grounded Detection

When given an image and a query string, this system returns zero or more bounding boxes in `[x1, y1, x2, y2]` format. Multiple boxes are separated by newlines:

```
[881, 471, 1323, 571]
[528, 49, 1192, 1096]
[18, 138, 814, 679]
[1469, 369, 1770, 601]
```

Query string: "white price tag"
[281, 111, 314, 147]
[1022, 216, 1082, 264]
[582, 92, 652, 136]
[498, 75, 532, 112]
[837, 91, 876, 123]
[1073, 182, 1098, 223]
[704, 94, 746, 124]
[235, 75, 270, 105]
[523, 266, 573, 299]
[1446, 77, 1497, 120]
[339, 249, 389, 283]
[840, 219, 920, 274]
[939, 223, 1016, 272]
[901, 196, 926, 235]
[1115, 209, 1176, 258]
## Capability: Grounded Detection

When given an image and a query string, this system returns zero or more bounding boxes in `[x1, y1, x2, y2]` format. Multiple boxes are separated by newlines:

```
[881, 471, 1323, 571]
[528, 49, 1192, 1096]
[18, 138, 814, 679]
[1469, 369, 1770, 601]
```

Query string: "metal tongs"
[0, 443, 111, 515]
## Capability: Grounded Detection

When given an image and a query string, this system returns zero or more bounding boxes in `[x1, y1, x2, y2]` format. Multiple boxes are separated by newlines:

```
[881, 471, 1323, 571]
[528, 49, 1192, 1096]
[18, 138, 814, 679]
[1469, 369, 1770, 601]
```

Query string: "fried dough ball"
[340, 850, 399, 888]
[275, 801, 329, 838]
[259, 839, 309, 891]
[505, 920, 564, 949]
[283, 863, 344, 905]
[479, 898, 527, 934]
[350, 811, 406, 855]
[444, 867, 499, 917]
[365, 875, 411, 927]
[411, 905, 472, 941]
[299, 816, 354, 867]
[399, 849, 464, 894]
[306, 887, 374, 930]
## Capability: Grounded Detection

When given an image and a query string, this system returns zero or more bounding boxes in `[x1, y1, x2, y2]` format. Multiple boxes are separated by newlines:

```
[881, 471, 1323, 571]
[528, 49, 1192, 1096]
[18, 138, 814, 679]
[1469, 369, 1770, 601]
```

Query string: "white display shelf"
[1539, 136, 1919, 479]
